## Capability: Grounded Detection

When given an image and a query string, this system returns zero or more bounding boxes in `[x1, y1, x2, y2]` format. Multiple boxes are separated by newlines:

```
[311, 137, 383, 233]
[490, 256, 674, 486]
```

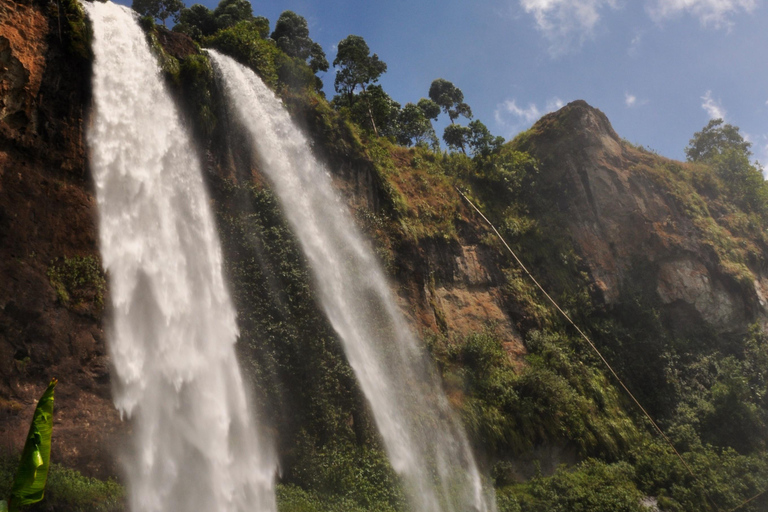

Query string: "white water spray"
[210, 51, 494, 512]
[85, 5, 276, 512]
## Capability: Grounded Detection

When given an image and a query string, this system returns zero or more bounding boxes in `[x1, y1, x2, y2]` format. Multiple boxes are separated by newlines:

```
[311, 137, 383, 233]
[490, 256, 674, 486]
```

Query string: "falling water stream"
[85, 4, 276, 512]
[210, 51, 494, 512]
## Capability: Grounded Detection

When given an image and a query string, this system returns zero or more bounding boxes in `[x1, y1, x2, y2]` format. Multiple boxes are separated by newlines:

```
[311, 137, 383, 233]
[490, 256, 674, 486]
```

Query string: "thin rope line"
[455, 186, 765, 512]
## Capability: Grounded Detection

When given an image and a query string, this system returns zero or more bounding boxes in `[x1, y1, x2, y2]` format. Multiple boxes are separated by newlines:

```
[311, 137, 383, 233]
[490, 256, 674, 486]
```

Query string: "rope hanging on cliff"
[455, 186, 766, 512]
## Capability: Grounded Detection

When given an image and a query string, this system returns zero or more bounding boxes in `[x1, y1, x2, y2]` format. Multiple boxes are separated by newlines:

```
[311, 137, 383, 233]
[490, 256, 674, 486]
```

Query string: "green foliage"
[47, 255, 105, 311]
[8, 380, 56, 511]
[395, 102, 438, 148]
[0, 455, 124, 512]
[277, 484, 401, 512]
[431, 331, 637, 458]
[174, 4, 217, 40]
[132, 0, 184, 26]
[467, 119, 505, 158]
[515, 459, 645, 512]
[443, 123, 470, 154]
[177, 53, 218, 140]
[428, 78, 472, 123]
[417, 98, 441, 121]
[289, 439, 406, 511]
[56, 0, 93, 61]
[685, 118, 752, 163]
[333, 85, 400, 136]
[41, 465, 125, 512]
[333, 35, 387, 99]
[272, 11, 329, 74]
[213, 0, 254, 29]
[205, 20, 282, 87]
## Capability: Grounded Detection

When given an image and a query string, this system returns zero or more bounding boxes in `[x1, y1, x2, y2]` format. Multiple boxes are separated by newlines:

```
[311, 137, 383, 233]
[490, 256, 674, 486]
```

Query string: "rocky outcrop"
[523, 100, 764, 335]
[0, 0, 122, 478]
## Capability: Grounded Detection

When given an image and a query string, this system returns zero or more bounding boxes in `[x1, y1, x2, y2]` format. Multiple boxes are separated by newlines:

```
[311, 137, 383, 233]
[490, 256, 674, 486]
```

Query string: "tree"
[333, 85, 400, 137]
[396, 103, 438, 148]
[271, 11, 329, 73]
[132, 0, 184, 26]
[467, 120, 504, 158]
[687, 119, 768, 216]
[685, 118, 752, 163]
[443, 123, 471, 154]
[417, 98, 441, 121]
[213, 0, 253, 29]
[429, 78, 472, 124]
[173, 3, 216, 39]
[333, 35, 388, 135]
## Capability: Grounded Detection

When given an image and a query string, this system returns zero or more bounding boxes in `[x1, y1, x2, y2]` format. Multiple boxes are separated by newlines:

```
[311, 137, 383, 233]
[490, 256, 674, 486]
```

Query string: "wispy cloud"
[648, 0, 757, 28]
[625, 92, 637, 107]
[495, 97, 565, 134]
[519, 0, 618, 55]
[628, 32, 643, 56]
[701, 90, 726, 119]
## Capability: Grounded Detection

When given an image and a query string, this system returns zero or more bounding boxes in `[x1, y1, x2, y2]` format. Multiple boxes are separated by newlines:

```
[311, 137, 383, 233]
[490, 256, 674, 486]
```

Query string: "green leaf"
[8, 378, 57, 512]
[0, 500, 8, 512]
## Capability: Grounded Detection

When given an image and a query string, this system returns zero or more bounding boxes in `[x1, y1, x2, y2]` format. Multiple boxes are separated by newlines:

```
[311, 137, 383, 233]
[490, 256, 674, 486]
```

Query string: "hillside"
[1, 1, 768, 511]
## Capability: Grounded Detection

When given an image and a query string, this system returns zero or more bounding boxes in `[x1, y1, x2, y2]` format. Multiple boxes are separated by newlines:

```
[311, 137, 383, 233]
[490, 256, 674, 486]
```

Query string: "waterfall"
[85, 5, 276, 512]
[209, 51, 494, 512]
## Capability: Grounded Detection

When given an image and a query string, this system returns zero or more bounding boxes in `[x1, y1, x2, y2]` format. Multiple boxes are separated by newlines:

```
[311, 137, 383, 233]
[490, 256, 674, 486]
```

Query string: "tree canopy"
[212, 0, 253, 29]
[271, 11, 329, 73]
[132, 0, 184, 26]
[685, 118, 752, 163]
[333, 35, 387, 99]
[396, 103, 438, 148]
[428, 78, 472, 124]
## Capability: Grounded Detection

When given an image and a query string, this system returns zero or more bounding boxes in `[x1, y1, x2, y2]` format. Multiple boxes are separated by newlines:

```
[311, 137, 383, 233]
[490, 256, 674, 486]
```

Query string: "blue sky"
[125, 0, 768, 165]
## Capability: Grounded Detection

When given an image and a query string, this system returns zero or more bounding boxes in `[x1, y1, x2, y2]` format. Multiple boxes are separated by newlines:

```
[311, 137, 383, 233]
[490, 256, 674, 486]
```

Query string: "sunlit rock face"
[522, 100, 768, 335]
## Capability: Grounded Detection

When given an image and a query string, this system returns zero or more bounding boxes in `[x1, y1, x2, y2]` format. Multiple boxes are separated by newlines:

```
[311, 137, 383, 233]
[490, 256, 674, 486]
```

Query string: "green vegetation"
[3, 380, 56, 512]
[132, 0, 184, 27]
[428, 78, 472, 124]
[0, 456, 124, 512]
[47, 255, 105, 312]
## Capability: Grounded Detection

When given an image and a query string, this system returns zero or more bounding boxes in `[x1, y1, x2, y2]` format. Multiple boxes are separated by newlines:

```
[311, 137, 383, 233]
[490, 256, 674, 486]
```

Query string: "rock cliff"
[519, 100, 768, 336]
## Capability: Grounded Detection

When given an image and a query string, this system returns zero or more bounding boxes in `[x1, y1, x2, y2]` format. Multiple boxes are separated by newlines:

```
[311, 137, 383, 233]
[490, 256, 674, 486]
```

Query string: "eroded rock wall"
[0, 0, 121, 478]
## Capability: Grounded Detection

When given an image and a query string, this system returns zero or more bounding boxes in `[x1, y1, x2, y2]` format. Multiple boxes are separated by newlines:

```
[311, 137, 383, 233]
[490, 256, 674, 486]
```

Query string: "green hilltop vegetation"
[28, 0, 768, 511]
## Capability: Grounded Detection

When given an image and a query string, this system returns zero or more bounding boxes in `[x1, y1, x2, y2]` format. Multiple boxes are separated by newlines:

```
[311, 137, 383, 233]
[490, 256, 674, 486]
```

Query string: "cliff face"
[521, 100, 767, 336]
[0, 0, 120, 478]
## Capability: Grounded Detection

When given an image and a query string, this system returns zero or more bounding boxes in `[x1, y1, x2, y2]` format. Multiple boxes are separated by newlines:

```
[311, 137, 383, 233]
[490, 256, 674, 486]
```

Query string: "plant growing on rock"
[1, 379, 57, 512]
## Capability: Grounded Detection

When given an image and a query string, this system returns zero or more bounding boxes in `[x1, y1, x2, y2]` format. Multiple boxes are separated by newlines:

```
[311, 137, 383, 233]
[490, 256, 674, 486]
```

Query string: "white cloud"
[648, 0, 757, 27]
[495, 99, 541, 124]
[625, 92, 637, 107]
[546, 97, 565, 111]
[628, 32, 643, 56]
[519, 0, 618, 55]
[495, 97, 565, 134]
[701, 90, 726, 119]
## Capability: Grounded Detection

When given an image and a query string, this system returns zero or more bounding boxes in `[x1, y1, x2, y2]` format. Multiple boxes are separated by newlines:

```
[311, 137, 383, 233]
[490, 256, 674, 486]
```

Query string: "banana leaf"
[8, 378, 57, 512]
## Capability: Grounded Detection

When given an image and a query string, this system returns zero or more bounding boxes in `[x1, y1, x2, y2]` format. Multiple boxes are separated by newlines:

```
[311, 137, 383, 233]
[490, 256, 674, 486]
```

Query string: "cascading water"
[210, 50, 495, 512]
[85, 5, 276, 512]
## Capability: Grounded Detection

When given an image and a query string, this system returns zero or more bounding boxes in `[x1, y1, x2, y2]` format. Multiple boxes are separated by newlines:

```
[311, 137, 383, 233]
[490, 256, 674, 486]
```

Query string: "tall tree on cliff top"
[213, 0, 253, 29]
[685, 118, 752, 163]
[132, 0, 184, 26]
[687, 119, 768, 215]
[428, 78, 472, 124]
[333, 35, 387, 135]
[271, 11, 329, 74]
